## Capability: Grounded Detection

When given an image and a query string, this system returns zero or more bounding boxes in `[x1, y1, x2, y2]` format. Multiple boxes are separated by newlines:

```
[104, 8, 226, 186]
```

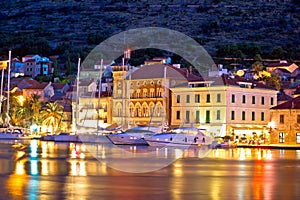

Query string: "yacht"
[0, 128, 32, 140]
[145, 127, 212, 147]
[41, 132, 80, 142]
[106, 126, 164, 145]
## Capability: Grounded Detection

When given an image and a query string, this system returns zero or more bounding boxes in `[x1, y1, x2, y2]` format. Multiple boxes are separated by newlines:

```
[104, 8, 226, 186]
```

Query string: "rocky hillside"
[0, 0, 300, 57]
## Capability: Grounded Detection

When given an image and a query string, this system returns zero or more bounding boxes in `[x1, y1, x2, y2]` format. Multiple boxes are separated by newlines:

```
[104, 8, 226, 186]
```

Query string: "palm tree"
[40, 102, 63, 135]
[29, 94, 42, 124]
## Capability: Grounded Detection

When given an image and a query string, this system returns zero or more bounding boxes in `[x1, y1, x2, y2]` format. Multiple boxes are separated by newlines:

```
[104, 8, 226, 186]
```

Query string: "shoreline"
[237, 144, 300, 150]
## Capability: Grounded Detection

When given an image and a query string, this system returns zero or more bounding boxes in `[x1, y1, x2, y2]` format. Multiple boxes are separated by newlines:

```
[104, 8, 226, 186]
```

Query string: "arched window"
[155, 102, 163, 117]
[116, 103, 122, 117]
[135, 103, 142, 117]
[142, 102, 149, 117]
[150, 88, 155, 98]
[129, 103, 135, 117]
[143, 88, 148, 98]
[149, 102, 155, 117]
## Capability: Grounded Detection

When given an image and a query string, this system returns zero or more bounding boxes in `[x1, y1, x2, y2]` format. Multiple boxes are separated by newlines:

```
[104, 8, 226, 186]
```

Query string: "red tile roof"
[24, 83, 48, 90]
[52, 83, 66, 89]
[24, 59, 36, 63]
[267, 62, 291, 67]
[205, 74, 276, 90]
[129, 64, 203, 82]
[271, 96, 300, 109]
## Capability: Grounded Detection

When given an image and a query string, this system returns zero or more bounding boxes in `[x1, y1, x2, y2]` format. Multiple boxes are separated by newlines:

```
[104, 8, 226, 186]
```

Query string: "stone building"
[270, 96, 300, 145]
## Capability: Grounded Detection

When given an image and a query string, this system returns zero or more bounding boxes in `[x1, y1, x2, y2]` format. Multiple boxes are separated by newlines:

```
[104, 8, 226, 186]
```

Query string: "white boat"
[42, 132, 80, 142]
[0, 128, 32, 140]
[145, 127, 212, 147]
[53, 132, 79, 142]
[106, 126, 163, 145]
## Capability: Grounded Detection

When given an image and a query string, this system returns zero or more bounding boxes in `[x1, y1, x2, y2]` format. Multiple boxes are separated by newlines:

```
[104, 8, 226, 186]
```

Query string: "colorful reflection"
[208, 148, 273, 160]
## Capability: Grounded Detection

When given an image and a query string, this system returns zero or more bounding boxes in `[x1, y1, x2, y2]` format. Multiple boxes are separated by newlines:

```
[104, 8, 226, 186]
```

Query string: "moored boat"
[106, 126, 163, 145]
[145, 127, 212, 147]
[0, 128, 32, 140]
[42, 132, 80, 142]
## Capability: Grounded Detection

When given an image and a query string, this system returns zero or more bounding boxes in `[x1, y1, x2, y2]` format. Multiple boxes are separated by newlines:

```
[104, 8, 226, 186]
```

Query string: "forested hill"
[0, 0, 300, 60]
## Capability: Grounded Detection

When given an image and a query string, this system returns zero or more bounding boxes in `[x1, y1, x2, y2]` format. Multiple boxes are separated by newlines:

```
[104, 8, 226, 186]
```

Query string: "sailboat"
[0, 51, 31, 140]
[75, 58, 115, 143]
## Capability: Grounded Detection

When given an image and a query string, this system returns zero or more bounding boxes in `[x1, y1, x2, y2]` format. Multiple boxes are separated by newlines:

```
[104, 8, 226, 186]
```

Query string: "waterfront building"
[111, 63, 201, 129]
[171, 73, 277, 137]
[270, 96, 300, 145]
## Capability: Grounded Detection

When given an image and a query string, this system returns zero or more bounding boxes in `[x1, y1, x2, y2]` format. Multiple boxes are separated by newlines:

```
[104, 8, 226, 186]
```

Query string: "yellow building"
[171, 74, 277, 137]
[270, 96, 300, 145]
[111, 64, 197, 129]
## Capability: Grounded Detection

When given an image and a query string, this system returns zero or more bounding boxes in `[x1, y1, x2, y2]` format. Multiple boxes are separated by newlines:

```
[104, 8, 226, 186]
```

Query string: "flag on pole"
[0, 60, 9, 70]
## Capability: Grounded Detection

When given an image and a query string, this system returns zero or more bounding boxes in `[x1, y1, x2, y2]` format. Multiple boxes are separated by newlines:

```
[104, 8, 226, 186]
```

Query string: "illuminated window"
[296, 133, 300, 144]
[279, 132, 285, 143]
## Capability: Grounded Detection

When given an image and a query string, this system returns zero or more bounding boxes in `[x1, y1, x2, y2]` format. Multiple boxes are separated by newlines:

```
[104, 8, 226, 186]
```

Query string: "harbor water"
[1, 140, 300, 199]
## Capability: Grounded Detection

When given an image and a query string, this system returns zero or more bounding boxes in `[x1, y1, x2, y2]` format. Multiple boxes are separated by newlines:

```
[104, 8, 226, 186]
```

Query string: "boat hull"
[106, 134, 148, 145]
[145, 133, 212, 147]
[54, 135, 80, 142]
[79, 134, 111, 143]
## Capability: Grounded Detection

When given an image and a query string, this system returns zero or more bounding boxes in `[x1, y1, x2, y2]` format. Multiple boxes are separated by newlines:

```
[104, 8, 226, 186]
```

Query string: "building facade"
[270, 96, 300, 145]
[171, 74, 277, 137]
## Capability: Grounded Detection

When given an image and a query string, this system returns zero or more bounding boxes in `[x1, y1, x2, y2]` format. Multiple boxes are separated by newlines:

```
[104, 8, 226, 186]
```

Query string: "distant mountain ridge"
[0, 0, 300, 55]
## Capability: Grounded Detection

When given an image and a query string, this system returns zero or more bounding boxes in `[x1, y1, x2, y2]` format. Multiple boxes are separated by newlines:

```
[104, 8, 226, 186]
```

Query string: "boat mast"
[97, 59, 103, 130]
[6, 50, 11, 127]
[0, 61, 5, 119]
[75, 57, 81, 129]
[162, 66, 167, 132]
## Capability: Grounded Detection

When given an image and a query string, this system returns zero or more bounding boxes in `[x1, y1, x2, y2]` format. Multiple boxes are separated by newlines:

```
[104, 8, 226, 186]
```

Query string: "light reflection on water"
[1, 140, 300, 199]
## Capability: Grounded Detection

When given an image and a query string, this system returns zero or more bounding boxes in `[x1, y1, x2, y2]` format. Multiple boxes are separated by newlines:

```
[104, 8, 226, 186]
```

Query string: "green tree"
[254, 54, 262, 62]
[40, 102, 63, 135]
[252, 61, 264, 76]
[29, 94, 42, 124]
[266, 74, 281, 90]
